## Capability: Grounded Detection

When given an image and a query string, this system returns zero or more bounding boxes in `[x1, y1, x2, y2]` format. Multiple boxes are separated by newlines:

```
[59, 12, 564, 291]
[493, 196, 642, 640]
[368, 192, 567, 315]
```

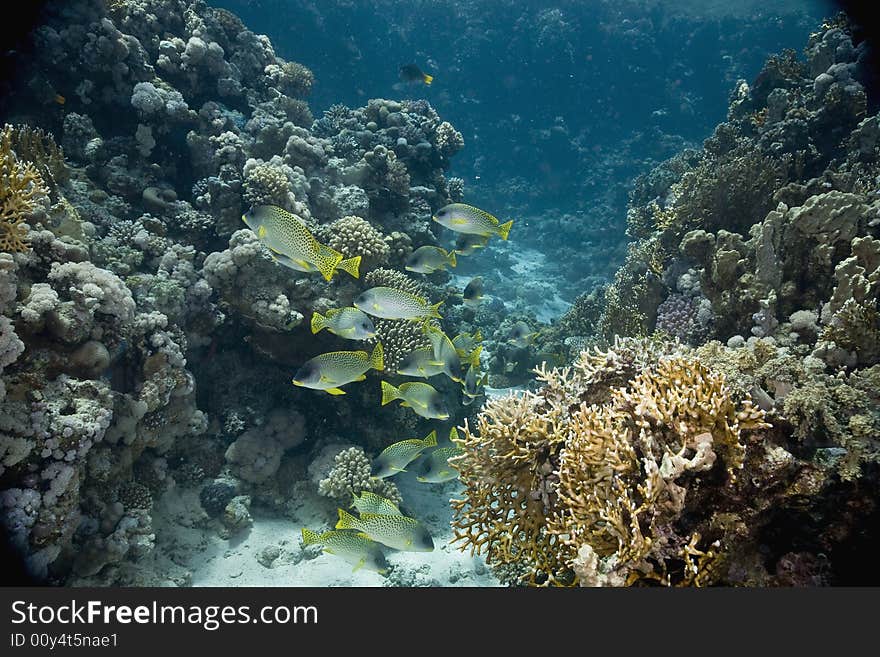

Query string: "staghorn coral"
[451, 338, 771, 586]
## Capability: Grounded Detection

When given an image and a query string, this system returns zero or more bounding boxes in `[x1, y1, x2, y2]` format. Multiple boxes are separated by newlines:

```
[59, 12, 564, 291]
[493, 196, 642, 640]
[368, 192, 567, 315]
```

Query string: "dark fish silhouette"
[400, 63, 433, 85]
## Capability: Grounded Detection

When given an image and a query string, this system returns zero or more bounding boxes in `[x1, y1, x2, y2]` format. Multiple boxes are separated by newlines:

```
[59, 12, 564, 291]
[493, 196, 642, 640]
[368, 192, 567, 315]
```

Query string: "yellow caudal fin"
[336, 255, 361, 279]
[424, 429, 438, 447]
[301, 528, 321, 546]
[336, 508, 359, 531]
[311, 311, 326, 334]
[369, 342, 384, 371]
[325, 387, 346, 395]
[466, 345, 483, 368]
[473, 329, 483, 342]
[449, 426, 460, 442]
[496, 220, 513, 240]
[314, 246, 344, 281]
[427, 301, 443, 319]
[447, 250, 457, 267]
[380, 380, 400, 405]
[423, 73, 434, 85]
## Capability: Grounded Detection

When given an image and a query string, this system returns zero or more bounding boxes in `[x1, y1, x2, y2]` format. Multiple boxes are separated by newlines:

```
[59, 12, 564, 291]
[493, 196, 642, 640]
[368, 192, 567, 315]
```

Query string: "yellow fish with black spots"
[397, 347, 447, 378]
[301, 527, 389, 574]
[311, 307, 376, 340]
[242, 204, 343, 281]
[380, 380, 449, 419]
[423, 323, 462, 383]
[270, 247, 361, 279]
[372, 429, 438, 478]
[292, 343, 384, 395]
[351, 491, 403, 516]
[433, 203, 513, 240]
[336, 508, 434, 552]
[354, 286, 443, 321]
[405, 245, 457, 274]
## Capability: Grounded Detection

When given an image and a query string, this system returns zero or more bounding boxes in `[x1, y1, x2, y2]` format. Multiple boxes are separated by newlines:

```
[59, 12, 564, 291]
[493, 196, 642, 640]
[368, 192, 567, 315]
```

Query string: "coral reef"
[315, 446, 401, 507]
[0, 0, 462, 583]
[452, 338, 874, 586]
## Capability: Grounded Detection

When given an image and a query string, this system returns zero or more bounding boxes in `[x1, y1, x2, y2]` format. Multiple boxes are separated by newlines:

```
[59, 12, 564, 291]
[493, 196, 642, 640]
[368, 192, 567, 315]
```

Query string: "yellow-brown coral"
[1, 124, 49, 253]
[450, 339, 770, 586]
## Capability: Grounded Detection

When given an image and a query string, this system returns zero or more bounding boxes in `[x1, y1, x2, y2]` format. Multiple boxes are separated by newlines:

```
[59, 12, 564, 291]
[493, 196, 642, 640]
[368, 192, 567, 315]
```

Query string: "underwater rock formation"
[0, 0, 465, 583]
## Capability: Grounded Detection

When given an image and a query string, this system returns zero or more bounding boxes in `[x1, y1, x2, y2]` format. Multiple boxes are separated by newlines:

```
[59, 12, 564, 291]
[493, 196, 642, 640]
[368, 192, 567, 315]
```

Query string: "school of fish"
[241, 202, 514, 575]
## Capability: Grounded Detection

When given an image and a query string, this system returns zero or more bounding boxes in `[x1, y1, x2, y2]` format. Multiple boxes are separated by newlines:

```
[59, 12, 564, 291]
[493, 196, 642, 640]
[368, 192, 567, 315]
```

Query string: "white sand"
[141, 471, 499, 588]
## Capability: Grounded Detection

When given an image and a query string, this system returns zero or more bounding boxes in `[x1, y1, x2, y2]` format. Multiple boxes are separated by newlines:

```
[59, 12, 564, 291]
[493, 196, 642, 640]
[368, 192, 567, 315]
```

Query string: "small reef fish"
[243, 205, 343, 281]
[380, 380, 450, 420]
[351, 491, 402, 516]
[336, 508, 434, 552]
[452, 330, 482, 356]
[462, 277, 484, 308]
[405, 245, 457, 274]
[271, 247, 361, 279]
[416, 447, 463, 483]
[460, 344, 482, 369]
[399, 63, 433, 86]
[54, 94, 66, 105]
[417, 428, 462, 483]
[454, 233, 490, 255]
[397, 347, 446, 378]
[508, 320, 539, 348]
[462, 363, 487, 403]
[433, 203, 513, 240]
[311, 307, 376, 340]
[354, 286, 443, 320]
[423, 323, 462, 382]
[301, 527, 389, 574]
[372, 429, 438, 478]
[292, 343, 384, 395]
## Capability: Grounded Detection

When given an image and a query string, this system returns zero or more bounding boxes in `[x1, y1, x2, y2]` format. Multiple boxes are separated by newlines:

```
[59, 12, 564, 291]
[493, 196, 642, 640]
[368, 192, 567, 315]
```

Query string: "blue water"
[5, 0, 878, 589]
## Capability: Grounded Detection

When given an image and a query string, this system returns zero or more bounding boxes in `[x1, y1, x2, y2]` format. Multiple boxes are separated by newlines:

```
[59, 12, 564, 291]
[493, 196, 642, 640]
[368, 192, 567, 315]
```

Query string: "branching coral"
[451, 339, 770, 586]
[1, 124, 50, 253]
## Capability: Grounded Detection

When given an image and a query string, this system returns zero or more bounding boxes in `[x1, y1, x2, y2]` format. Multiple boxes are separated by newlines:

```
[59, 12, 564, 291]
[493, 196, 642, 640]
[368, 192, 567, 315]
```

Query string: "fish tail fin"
[496, 220, 513, 240]
[423, 73, 434, 85]
[301, 528, 320, 545]
[474, 329, 483, 342]
[370, 342, 384, 371]
[380, 380, 400, 405]
[310, 311, 326, 334]
[336, 255, 361, 279]
[316, 254, 342, 281]
[447, 250, 457, 267]
[450, 427, 460, 442]
[424, 429, 438, 447]
[336, 508, 359, 531]
[428, 301, 444, 319]
[466, 345, 483, 368]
